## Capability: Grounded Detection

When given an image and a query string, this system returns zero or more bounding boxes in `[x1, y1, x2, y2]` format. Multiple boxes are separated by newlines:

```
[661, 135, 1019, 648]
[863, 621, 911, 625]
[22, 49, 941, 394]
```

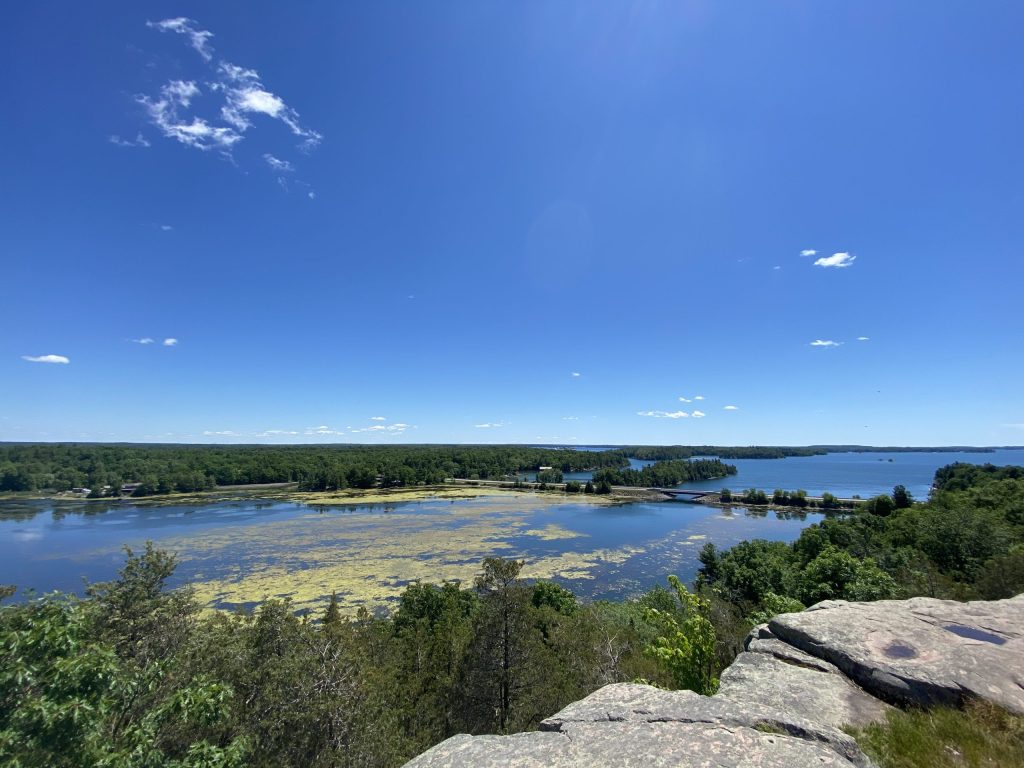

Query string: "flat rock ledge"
[405, 594, 1024, 768]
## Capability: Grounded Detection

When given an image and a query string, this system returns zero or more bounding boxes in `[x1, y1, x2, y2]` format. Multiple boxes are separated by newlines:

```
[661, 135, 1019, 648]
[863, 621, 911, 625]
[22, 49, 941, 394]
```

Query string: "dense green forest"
[591, 458, 736, 487]
[0, 444, 635, 495]
[2, 462, 1022, 766]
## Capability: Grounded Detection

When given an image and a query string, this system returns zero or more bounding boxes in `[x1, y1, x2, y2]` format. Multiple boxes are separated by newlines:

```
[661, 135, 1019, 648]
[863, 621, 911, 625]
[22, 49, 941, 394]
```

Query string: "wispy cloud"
[147, 17, 214, 61]
[131, 337, 155, 344]
[306, 425, 344, 436]
[201, 429, 305, 440]
[218, 62, 322, 150]
[109, 133, 150, 148]
[810, 339, 842, 347]
[263, 153, 294, 172]
[163, 338, 178, 346]
[638, 410, 689, 419]
[773, 265, 781, 270]
[723, 405, 739, 411]
[571, 372, 581, 378]
[370, 416, 387, 421]
[800, 249, 817, 257]
[474, 422, 505, 428]
[691, 410, 706, 418]
[857, 336, 870, 341]
[350, 422, 411, 434]
[678, 397, 691, 403]
[138, 80, 242, 151]
[137, 19, 321, 161]
[814, 252, 856, 269]
[22, 354, 70, 364]
[562, 416, 579, 421]
[694, 395, 705, 401]
[160, 224, 173, 231]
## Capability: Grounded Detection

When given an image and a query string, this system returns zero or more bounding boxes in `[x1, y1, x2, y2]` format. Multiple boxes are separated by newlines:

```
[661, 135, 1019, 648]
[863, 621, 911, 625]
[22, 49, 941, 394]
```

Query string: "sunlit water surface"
[2, 449, 1021, 615]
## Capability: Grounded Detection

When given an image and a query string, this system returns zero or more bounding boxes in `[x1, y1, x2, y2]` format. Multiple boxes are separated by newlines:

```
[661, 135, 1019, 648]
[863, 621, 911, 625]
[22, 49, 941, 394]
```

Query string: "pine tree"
[323, 591, 342, 627]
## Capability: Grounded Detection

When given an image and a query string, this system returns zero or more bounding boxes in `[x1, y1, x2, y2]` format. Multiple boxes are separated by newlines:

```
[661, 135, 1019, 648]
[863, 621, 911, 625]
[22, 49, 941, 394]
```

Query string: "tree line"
[0, 444, 633, 496]
[5, 443, 994, 498]
[591, 458, 736, 487]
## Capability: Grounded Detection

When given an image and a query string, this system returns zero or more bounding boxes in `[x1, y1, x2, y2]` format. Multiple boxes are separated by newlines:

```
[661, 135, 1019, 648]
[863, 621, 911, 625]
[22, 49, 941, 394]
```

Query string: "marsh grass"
[854, 701, 1024, 768]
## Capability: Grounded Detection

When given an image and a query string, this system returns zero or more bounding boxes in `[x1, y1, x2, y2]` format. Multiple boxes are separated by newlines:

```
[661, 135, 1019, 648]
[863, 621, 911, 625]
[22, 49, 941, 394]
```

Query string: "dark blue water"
[535, 449, 1024, 499]
[685, 450, 1024, 498]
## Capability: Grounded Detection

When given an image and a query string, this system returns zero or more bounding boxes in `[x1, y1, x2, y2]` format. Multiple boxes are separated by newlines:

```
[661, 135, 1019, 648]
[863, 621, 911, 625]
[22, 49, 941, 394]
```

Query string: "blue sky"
[2, 2, 1022, 446]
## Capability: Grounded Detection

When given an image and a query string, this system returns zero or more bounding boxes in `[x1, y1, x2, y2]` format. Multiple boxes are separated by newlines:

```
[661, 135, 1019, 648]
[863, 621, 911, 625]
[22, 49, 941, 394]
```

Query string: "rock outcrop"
[405, 594, 1024, 767]
[767, 594, 1024, 715]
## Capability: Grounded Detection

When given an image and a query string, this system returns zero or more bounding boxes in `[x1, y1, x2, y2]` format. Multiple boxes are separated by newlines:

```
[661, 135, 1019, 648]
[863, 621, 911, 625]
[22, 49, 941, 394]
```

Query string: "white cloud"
[160, 224, 173, 231]
[203, 430, 239, 437]
[147, 17, 215, 61]
[109, 132, 150, 148]
[723, 405, 739, 410]
[308, 191, 316, 200]
[562, 416, 579, 421]
[163, 338, 178, 346]
[138, 80, 242, 152]
[571, 372, 581, 378]
[694, 395, 705, 401]
[370, 416, 386, 421]
[474, 422, 505, 428]
[638, 410, 689, 419]
[800, 249, 817, 257]
[131, 337, 155, 344]
[349, 422, 411, 434]
[814, 252, 856, 268]
[218, 61, 322, 149]
[21, 354, 70, 364]
[137, 20, 321, 158]
[810, 339, 841, 347]
[773, 265, 781, 270]
[263, 154, 294, 172]
[678, 397, 691, 403]
[306, 425, 344, 436]
[857, 336, 870, 341]
[691, 410, 706, 418]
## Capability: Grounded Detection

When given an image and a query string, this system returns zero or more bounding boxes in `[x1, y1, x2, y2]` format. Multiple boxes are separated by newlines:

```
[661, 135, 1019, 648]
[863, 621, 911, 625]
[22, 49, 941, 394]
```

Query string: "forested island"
[591, 458, 736, 487]
[2, 462, 1022, 766]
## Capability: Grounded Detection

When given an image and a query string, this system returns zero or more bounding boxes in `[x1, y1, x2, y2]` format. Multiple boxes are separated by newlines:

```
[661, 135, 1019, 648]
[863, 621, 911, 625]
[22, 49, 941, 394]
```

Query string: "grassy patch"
[854, 701, 1024, 768]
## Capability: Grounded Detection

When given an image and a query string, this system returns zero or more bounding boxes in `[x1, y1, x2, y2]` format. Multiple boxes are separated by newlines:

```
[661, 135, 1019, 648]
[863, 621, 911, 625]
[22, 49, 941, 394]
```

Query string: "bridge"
[652, 488, 718, 500]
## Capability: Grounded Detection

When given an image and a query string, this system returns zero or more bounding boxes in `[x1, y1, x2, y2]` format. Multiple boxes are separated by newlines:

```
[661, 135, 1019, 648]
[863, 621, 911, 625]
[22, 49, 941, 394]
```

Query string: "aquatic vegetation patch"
[141, 493, 641, 615]
[522, 523, 588, 540]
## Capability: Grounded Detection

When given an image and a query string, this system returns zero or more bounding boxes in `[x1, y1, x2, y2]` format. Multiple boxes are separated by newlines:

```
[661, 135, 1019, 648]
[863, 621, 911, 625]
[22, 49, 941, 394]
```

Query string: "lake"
[533, 449, 1024, 499]
[3, 449, 1022, 616]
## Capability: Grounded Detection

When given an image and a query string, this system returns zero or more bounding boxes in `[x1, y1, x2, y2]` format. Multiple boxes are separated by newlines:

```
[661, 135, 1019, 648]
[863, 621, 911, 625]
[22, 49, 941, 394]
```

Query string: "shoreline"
[0, 482, 657, 508]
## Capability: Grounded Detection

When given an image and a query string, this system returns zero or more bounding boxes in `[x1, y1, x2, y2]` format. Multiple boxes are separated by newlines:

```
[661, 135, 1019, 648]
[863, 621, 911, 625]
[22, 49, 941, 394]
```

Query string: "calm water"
[0, 494, 815, 612]
[537, 449, 1024, 499]
[2, 449, 1021, 614]
[686, 449, 1024, 498]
